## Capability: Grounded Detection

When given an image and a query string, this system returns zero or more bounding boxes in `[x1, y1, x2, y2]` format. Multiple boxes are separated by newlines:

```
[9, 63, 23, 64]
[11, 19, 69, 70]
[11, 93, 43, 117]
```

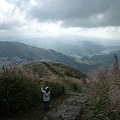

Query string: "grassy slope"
[1, 61, 86, 120]
[21, 61, 87, 95]
[22, 61, 87, 79]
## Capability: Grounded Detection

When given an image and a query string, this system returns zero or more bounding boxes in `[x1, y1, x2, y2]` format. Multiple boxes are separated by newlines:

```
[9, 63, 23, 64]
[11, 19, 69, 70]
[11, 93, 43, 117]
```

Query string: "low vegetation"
[78, 54, 120, 120]
[0, 61, 86, 118]
[2, 57, 119, 119]
[1, 42, 120, 119]
[22, 61, 86, 78]
[0, 65, 65, 118]
[0, 66, 40, 116]
[22, 61, 86, 92]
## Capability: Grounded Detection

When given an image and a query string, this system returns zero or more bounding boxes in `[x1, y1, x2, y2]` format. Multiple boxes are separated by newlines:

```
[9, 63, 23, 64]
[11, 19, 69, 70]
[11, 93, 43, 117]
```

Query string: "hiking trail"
[43, 90, 87, 120]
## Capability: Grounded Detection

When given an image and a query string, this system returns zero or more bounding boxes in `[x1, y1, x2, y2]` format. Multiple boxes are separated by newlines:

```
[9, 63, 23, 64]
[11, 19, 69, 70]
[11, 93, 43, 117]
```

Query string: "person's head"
[46, 87, 49, 93]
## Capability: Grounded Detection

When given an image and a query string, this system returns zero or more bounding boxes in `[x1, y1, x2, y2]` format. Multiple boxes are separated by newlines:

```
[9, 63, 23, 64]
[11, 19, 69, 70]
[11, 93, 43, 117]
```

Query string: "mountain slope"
[81, 50, 120, 67]
[0, 41, 74, 61]
[0, 41, 91, 73]
[53, 41, 106, 56]
[0, 41, 67, 61]
[24, 38, 120, 57]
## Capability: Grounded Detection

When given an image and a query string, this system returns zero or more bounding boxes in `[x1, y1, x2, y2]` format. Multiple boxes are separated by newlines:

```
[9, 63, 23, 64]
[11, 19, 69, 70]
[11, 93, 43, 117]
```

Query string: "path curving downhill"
[43, 90, 88, 120]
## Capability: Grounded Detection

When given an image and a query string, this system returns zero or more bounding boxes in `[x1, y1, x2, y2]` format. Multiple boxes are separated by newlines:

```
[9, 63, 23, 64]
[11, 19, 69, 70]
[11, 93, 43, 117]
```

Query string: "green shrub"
[0, 66, 41, 116]
[0, 66, 66, 117]
[71, 82, 82, 91]
[77, 82, 110, 119]
[108, 108, 120, 120]
[63, 78, 82, 92]
[84, 97, 109, 120]
[48, 81, 65, 99]
[79, 64, 120, 120]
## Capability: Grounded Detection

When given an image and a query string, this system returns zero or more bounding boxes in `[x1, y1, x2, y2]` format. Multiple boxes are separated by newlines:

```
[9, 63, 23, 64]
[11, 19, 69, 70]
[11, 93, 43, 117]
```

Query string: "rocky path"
[43, 90, 87, 120]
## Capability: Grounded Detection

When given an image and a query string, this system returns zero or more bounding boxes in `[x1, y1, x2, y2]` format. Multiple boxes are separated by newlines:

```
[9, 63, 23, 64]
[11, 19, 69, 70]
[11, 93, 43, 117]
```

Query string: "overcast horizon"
[0, 0, 120, 42]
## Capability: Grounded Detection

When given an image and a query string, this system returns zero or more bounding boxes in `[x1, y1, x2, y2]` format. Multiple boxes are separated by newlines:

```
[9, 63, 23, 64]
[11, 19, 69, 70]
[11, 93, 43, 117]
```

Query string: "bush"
[48, 81, 65, 99]
[79, 57, 120, 120]
[63, 77, 82, 92]
[82, 82, 110, 120]
[0, 66, 41, 116]
[0, 66, 66, 117]
[72, 82, 82, 91]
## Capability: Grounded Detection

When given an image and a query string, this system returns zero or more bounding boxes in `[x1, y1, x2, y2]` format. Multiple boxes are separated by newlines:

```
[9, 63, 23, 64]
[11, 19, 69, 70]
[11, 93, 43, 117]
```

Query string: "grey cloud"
[28, 0, 120, 27]
[0, 24, 13, 30]
[0, 0, 25, 30]
[0, 21, 24, 30]
[13, 0, 30, 11]
[102, 0, 120, 26]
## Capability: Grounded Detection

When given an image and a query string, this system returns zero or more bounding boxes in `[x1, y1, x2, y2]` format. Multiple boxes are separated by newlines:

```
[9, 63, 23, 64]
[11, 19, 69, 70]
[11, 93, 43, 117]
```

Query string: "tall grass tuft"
[0, 65, 66, 117]
[0, 66, 41, 116]
[48, 81, 65, 98]
[80, 54, 120, 120]
[63, 77, 82, 92]
[108, 54, 120, 107]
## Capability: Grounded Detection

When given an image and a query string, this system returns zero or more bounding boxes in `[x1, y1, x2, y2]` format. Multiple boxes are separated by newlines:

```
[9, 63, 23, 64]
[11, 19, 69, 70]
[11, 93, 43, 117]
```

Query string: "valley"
[0, 41, 120, 73]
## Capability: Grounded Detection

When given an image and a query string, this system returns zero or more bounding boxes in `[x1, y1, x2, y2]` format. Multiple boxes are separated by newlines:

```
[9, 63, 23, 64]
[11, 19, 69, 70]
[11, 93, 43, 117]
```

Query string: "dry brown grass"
[20, 61, 87, 92]
[77, 54, 120, 119]
[86, 53, 120, 108]
[107, 54, 120, 107]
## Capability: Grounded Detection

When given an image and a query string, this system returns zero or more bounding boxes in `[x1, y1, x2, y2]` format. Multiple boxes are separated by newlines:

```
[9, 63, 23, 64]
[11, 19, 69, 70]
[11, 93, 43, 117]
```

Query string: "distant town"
[0, 56, 27, 68]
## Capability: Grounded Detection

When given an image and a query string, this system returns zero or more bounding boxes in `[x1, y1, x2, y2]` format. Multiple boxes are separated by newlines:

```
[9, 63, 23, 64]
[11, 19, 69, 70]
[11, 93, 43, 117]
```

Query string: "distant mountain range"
[81, 50, 120, 67]
[48, 41, 120, 57]
[0, 41, 92, 73]
[0, 41, 120, 73]
[21, 38, 120, 57]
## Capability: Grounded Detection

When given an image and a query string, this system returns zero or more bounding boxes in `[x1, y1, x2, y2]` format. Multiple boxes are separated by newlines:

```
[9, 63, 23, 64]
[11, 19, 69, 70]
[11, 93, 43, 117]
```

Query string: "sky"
[0, 0, 120, 42]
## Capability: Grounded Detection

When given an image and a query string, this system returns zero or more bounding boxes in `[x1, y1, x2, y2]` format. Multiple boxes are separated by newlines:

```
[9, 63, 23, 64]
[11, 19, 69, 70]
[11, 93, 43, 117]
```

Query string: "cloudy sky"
[0, 0, 120, 41]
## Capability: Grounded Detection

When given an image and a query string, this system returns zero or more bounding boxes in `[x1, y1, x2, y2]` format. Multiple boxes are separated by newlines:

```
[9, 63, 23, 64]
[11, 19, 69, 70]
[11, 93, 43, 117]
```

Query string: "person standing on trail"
[41, 83, 50, 111]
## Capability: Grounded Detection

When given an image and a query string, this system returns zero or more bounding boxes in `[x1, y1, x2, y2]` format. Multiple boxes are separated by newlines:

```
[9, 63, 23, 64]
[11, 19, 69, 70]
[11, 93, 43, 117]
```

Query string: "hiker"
[41, 85, 50, 111]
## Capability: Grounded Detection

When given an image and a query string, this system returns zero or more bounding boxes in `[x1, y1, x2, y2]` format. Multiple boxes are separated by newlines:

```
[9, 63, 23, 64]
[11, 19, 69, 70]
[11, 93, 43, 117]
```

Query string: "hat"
[45, 87, 49, 90]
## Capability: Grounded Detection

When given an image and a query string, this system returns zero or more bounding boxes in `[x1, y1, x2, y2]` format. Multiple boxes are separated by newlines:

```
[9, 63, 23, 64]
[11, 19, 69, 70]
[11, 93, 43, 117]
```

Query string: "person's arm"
[41, 87, 46, 93]
[41, 80, 45, 93]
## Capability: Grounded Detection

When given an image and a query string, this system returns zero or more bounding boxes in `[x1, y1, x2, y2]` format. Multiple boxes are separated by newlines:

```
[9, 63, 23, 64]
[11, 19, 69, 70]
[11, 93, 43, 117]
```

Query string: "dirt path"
[43, 90, 87, 120]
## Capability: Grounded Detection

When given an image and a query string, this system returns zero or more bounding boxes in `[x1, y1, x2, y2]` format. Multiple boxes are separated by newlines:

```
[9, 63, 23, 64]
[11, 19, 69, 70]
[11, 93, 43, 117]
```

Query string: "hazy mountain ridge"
[1, 41, 120, 73]
[53, 41, 106, 56]
[19, 37, 120, 57]
[52, 41, 120, 57]
[0, 41, 67, 60]
[0, 41, 91, 73]
[81, 50, 120, 67]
